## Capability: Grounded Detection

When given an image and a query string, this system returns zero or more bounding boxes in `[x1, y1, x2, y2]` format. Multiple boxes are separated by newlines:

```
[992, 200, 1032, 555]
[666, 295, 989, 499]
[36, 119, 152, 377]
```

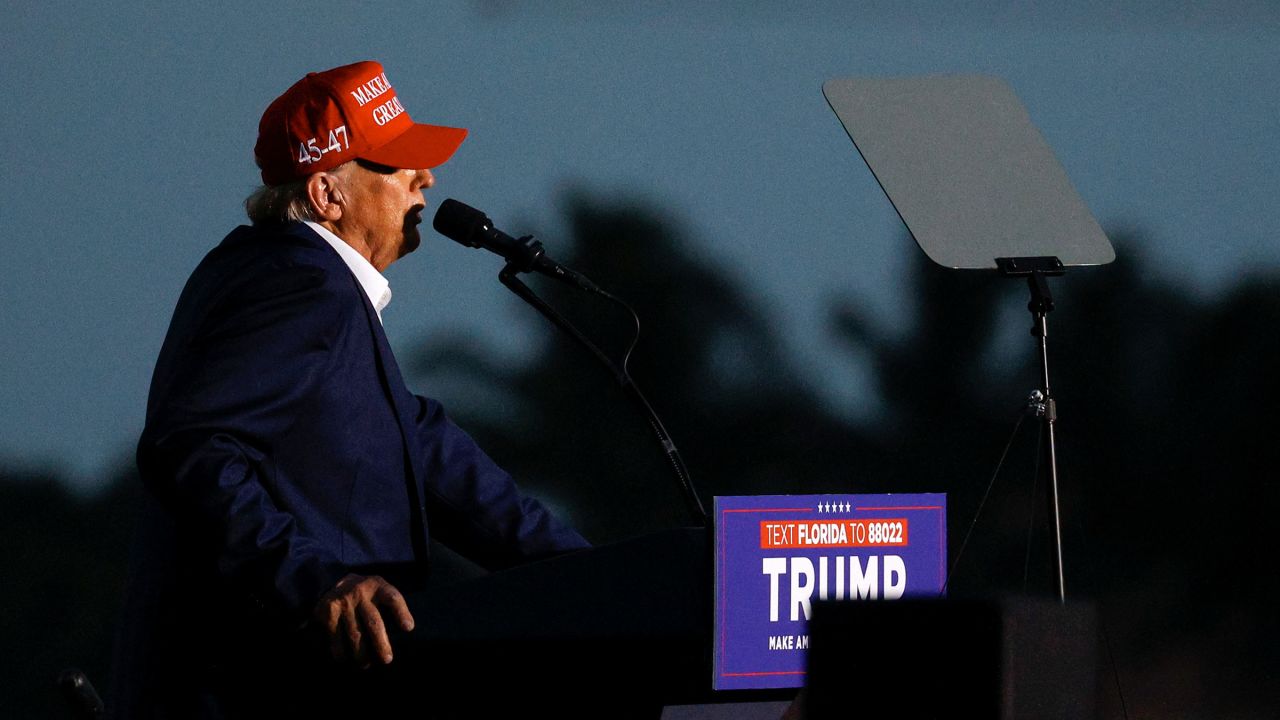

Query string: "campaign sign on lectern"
[713, 494, 947, 690]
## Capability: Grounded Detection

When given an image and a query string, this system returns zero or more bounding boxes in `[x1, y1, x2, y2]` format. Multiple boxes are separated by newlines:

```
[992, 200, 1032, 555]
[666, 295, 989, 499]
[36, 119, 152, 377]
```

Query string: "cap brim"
[360, 123, 468, 170]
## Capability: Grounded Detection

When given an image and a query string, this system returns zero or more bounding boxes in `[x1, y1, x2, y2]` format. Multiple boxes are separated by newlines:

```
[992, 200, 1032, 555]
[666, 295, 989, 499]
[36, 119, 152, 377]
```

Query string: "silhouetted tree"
[1050, 254, 1280, 715]
[833, 230, 1280, 715]
[0, 462, 140, 717]
[410, 200, 1278, 716]
[8, 198, 1275, 718]
[410, 189, 865, 541]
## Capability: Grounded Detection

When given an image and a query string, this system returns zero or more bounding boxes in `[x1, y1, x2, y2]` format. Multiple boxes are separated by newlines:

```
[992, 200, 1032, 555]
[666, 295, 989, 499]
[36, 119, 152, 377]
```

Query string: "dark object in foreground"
[805, 598, 1098, 719]
[382, 528, 789, 715]
[56, 668, 104, 719]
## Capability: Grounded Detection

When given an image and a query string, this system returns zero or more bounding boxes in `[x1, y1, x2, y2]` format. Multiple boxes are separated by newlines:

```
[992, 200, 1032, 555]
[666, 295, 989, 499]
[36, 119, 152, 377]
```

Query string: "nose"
[416, 168, 434, 191]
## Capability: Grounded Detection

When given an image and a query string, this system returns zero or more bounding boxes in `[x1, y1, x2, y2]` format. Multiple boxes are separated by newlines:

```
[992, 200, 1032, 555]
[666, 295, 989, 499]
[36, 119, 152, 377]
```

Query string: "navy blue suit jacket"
[118, 222, 586, 716]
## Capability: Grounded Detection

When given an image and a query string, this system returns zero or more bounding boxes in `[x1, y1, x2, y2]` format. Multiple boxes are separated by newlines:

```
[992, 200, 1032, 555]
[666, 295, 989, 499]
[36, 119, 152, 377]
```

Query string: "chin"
[400, 232, 421, 257]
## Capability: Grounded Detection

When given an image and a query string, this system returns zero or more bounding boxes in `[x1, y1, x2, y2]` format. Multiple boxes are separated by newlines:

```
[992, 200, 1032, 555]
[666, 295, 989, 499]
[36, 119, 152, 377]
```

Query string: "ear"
[304, 171, 345, 222]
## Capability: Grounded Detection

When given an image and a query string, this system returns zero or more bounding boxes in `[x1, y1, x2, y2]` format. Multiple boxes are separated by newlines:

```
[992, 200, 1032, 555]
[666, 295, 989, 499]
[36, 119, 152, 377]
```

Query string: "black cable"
[941, 408, 1026, 596]
[1062, 498, 1131, 719]
[498, 266, 707, 526]
[592, 287, 706, 523]
[1099, 611, 1132, 720]
[593, 287, 642, 375]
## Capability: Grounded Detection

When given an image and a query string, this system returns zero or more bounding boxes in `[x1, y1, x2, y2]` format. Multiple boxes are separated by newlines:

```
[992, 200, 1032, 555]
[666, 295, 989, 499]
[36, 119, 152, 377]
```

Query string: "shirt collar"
[304, 221, 392, 322]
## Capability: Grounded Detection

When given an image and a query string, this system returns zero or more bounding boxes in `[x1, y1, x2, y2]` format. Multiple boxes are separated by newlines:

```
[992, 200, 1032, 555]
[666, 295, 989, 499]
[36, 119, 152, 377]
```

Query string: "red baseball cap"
[254, 60, 467, 186]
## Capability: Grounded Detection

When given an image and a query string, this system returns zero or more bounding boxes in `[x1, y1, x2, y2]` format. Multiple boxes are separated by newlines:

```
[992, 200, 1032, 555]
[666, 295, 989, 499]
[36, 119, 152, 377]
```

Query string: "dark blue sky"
[3, 2, 1277, 489]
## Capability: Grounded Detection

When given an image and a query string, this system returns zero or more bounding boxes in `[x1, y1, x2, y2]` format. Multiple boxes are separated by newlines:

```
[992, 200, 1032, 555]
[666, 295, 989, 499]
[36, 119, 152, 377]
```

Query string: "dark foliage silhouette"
[0, 464, 139, 717]
[409, 190, 864, 541]
[3, 198, 1275, 717]
[408, 198, 1278, 715]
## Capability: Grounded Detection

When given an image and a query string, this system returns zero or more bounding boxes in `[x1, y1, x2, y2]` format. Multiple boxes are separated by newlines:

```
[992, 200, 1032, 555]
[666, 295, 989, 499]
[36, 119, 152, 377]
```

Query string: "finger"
[343, 601, 367, 667]
[358, 600, 393, 664]
[318, 600, 344, 662]
[374, 582, 415, 632]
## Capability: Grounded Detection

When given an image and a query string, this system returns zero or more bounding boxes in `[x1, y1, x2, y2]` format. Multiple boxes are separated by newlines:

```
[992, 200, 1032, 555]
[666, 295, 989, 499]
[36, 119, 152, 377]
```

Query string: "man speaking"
[116, 60, 588, 717]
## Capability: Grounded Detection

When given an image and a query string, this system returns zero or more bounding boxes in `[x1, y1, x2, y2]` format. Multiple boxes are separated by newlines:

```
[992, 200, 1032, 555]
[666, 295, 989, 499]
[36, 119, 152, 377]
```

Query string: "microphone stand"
[497, 260, 709, 528]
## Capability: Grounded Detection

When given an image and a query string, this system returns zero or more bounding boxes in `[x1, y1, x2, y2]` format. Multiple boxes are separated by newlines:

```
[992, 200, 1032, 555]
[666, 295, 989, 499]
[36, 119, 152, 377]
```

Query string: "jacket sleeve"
[413, 395, 591, 569]
[137, 259, 349, 620]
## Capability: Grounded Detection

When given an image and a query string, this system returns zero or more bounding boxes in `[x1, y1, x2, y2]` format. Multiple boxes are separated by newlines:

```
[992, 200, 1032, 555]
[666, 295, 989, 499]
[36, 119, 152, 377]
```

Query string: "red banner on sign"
[759, 519, 909, 548]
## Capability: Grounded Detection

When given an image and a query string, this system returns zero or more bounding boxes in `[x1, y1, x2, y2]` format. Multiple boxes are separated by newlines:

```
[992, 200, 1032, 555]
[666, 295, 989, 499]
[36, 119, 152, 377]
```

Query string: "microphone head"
[433, 198, 489, 248]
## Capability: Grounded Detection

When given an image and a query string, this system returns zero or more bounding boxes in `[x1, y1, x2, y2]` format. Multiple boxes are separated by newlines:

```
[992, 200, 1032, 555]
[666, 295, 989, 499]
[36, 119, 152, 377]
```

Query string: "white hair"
[243, 160, 355, 225]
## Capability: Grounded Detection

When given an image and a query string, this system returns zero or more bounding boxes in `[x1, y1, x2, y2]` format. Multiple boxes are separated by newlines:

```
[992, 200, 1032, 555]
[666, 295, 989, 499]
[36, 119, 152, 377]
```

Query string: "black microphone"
[433, 198, 599, 292]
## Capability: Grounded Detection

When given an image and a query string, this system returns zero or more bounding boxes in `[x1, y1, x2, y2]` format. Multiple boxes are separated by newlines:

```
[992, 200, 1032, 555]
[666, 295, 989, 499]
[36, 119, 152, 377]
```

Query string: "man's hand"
[312, 573, 415, 668]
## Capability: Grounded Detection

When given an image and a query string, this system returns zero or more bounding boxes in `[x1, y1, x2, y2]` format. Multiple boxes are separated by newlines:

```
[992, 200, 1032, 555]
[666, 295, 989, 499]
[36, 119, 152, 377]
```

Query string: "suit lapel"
[289, 223, 431, 563]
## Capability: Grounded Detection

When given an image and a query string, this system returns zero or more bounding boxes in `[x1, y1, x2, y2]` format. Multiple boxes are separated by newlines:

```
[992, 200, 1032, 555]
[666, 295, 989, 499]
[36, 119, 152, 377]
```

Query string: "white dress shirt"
[304, 221, 392, 323]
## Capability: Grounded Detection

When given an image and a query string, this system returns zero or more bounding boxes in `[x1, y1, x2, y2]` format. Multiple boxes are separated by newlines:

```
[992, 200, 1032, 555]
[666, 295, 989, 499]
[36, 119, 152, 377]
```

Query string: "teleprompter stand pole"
[997, 256, 1067, 602]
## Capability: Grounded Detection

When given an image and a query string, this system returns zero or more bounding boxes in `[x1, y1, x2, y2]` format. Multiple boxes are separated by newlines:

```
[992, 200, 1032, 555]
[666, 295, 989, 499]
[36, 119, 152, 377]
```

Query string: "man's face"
[332, 161, 435, 271]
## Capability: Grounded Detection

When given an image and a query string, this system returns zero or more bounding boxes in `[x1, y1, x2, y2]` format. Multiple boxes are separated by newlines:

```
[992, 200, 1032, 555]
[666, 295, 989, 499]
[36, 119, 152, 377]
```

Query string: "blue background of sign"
[713, 493, 946, 690]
